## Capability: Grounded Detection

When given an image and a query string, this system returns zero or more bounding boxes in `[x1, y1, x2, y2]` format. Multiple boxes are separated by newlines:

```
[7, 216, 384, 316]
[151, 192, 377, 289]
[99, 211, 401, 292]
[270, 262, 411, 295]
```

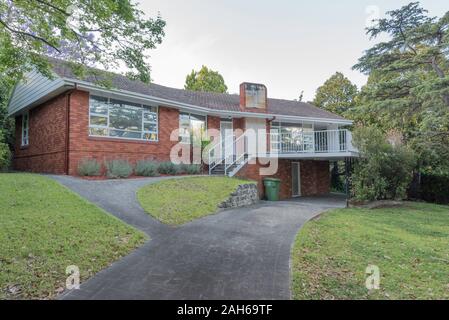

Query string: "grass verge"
[291, 202, 449, 300]
[0, 173, 147, 299]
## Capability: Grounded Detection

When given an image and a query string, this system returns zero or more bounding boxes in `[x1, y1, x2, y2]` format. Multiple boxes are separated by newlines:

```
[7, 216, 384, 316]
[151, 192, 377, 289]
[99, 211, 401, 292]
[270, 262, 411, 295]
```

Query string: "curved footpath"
[50, 175, 345, 300]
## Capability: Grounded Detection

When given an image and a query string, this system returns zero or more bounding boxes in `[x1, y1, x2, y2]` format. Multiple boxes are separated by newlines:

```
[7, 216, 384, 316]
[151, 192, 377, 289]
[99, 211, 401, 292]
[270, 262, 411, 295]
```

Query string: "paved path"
[50, 175, 345, 300]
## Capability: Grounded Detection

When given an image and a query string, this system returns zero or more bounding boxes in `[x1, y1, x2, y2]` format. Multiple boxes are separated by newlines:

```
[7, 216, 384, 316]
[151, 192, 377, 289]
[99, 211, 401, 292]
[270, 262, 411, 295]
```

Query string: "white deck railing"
[269, 129, 355, 154]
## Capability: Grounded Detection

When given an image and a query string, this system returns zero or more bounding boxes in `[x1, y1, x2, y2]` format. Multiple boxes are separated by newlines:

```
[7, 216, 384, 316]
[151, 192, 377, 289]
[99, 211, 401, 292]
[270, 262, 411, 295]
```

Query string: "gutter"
[63, 78, 354, 126]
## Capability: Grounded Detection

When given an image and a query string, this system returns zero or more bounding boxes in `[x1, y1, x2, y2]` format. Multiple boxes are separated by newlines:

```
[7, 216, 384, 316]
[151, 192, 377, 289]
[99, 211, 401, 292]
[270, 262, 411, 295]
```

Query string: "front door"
[292, 162, 301, 197]
[220, 120, 233, 164]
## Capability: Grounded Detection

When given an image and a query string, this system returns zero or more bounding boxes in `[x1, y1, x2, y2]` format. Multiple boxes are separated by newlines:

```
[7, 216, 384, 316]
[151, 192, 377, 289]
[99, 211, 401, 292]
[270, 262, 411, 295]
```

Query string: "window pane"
[89, 96, 158, 142]
[90, 127, 107, 136]
[191, 119, 205, 146]
[179, 113, 191, 143]
[90, 96, 108, 115]
[109, 103, 142, 131]
[110, 129, 141, 139]
[189, 114, 206, 122]
[143, 112, 157, 122]
[144, 105, 157, 113]
[110, 99, 141, 108]
[303, 123, 313, 131]
[90, 115, 108, 126]
[179, 113, 206, 145]
[143, 132, 158, 141]
[144, 123, 157, 132]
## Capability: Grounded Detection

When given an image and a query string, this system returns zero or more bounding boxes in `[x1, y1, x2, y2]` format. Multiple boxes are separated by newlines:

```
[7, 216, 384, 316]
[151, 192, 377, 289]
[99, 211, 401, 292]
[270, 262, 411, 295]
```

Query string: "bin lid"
[263, 177, 281, 182]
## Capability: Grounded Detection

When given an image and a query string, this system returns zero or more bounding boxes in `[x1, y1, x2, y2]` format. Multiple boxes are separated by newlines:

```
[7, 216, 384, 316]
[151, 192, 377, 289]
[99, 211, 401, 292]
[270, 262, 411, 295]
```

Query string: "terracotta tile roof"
[50, 58, 347, 121]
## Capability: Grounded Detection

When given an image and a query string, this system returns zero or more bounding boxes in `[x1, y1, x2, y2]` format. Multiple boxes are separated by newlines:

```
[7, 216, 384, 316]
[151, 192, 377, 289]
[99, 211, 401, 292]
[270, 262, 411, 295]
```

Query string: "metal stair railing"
[225, 133, 248, 176]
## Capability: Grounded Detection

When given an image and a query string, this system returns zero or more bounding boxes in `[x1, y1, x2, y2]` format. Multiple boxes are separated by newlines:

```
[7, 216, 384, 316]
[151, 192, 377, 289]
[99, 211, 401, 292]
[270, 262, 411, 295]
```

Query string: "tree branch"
[0, 19, 61, 52]
[34, 0, 70, 16]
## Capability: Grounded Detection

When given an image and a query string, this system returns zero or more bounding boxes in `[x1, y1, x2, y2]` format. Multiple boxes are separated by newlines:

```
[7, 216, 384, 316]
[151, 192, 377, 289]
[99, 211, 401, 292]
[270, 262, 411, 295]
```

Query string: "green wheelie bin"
[263, 178, 281, 201]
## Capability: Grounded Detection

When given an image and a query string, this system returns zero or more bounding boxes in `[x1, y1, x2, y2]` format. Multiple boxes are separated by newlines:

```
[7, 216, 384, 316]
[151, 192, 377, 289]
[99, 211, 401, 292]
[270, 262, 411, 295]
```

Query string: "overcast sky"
[140, 0, 447, 101]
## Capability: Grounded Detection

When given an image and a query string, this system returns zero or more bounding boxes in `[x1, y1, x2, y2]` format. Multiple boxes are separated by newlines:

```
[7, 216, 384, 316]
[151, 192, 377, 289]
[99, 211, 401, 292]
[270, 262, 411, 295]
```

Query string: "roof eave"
[64, 78, 353, 125]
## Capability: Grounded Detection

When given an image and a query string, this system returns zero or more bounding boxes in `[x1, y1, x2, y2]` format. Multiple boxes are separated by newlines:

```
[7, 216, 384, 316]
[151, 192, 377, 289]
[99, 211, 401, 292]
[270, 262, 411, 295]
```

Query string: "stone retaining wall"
[218, 183, 259, 209]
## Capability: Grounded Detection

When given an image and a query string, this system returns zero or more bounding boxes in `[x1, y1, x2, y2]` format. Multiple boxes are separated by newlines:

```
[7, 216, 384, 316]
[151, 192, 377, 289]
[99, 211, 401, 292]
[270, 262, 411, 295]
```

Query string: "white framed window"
[21, 112, 29, 146]
[179, 112, 207, 145]
[89, 95, 158, 142]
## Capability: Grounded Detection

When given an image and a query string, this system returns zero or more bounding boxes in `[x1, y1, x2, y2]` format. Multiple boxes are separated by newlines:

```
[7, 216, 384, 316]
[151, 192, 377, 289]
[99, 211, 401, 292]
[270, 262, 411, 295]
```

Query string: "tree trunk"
[431, 57, 449, 107]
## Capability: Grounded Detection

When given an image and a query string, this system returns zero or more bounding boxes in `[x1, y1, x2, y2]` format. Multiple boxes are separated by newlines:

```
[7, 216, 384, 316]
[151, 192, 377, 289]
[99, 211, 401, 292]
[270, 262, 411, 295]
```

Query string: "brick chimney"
[239, 82, 267, 111]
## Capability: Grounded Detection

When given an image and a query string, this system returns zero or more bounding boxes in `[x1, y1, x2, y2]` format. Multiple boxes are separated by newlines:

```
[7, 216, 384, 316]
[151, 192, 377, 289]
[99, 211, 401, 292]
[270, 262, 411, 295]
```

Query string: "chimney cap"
[240, 82, 267, 110]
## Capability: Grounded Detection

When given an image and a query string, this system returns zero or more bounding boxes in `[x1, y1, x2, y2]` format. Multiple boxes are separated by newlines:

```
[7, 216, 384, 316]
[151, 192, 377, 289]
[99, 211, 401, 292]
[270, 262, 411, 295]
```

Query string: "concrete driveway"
[50, 175, 345, 300]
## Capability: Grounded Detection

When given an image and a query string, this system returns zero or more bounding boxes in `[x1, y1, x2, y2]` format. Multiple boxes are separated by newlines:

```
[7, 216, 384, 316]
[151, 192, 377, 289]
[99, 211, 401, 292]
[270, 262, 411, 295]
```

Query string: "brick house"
[8, 59, 358, 199]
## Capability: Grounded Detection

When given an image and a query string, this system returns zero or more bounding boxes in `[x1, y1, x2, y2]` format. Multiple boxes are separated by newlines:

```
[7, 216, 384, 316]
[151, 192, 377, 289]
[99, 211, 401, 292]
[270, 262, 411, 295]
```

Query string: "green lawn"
[0, 173, 147, 299]
[137, 176, 254, 225]
[291, 202, 449, 300]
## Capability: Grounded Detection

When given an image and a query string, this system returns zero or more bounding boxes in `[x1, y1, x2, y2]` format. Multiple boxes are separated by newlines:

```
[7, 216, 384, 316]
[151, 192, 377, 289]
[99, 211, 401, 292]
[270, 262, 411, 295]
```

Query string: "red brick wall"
[67, 90, 180, 175]
[236, 159, 330, 199]
[207, 115, 220, 145]
[13, 89, 183, 175]
[13, 94, 68, 174]
[300, 160, 331, 196]
[233, 117, 245, 132]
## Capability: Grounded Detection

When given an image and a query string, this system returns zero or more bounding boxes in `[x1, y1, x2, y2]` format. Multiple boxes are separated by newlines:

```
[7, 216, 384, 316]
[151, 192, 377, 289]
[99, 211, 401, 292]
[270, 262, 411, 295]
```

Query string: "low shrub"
[176, 163, 188, 174]
[158, 161, 179, 175]
[105, 159, 133, 179]
[77, 158, 101, 176]
[185, 164, 201, 175]
[135, 160, 160, 177]
[0, 145, 11, 172]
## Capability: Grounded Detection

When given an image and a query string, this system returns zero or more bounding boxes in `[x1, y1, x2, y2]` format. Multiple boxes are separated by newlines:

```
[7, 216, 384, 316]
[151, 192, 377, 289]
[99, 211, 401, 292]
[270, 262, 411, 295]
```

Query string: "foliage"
[313, 72, 358, 115]
[184, 164, 201, 175]
[0, 79, 14, 151]
[177, 163, 201, 175]
[184, 65, 228, 93]
[77, 158, 101, 176]
[291, 202, 449, 300]
[351, 127, 416, 201]
[0, 173, 146, 299]
[0, 130, 11, 171]
[419, 174, 449, 204]
[137, 177, 253, 225]
[158, 161, 179, 175]
[351, 2, 449, 175]
[0, 0, 165, 85]
[330, 161, 346, 193]
[135, 160, 160, 177]
[105, 159, 133, 178]
[201, 139, 211, 151]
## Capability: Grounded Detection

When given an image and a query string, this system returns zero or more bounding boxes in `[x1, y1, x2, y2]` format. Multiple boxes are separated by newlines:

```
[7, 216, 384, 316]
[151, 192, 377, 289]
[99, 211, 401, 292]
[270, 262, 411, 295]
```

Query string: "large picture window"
[89, 95, 158, 142]
[270, 121, 314, 152]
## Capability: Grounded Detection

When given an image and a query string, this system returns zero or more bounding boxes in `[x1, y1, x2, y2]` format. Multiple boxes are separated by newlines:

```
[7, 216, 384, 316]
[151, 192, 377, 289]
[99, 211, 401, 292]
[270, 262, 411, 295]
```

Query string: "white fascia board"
[268, 151, 360, 159]
[64, 78, 354, 125]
